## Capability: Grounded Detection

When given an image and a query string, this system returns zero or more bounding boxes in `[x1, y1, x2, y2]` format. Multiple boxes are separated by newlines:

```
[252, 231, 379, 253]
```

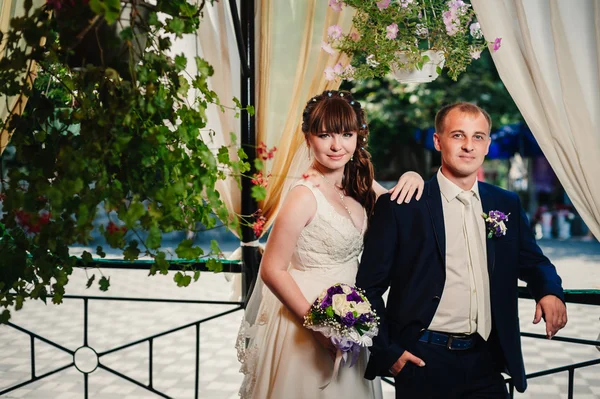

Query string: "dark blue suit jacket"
[356, 177, 564, 393]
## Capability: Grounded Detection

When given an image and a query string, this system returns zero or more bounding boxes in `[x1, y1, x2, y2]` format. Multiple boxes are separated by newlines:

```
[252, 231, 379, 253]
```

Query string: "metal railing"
[0, 259, 247, 399]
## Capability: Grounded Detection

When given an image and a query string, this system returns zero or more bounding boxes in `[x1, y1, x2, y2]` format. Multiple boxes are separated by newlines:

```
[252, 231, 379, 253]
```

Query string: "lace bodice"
[290, 180, 367, 273]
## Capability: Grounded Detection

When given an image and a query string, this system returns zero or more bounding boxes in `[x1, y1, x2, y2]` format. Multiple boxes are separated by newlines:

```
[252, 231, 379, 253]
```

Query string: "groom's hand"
[533, 295, 568, 339]
[389, 350, 426, 376]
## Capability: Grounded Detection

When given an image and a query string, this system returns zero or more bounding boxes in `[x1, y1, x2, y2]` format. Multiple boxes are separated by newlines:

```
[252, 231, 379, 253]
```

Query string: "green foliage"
[0, 0, 252, 321]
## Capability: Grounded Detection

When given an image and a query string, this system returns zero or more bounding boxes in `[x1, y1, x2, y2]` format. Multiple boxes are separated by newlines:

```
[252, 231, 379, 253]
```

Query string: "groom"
[356, 103, 567, 398]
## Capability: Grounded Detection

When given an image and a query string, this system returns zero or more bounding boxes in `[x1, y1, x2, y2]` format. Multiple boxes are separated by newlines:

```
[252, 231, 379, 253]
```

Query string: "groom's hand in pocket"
[389, 350, 426, 376]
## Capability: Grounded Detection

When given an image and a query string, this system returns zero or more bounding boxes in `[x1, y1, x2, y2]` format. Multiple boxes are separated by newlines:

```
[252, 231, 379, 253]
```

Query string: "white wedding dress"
[237, 180, 383, 399]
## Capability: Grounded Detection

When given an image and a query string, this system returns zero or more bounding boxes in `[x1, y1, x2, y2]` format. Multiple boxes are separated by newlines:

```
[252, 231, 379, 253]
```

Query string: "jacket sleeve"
[515, 195, 565, 302]
[356, 194, 405, 375]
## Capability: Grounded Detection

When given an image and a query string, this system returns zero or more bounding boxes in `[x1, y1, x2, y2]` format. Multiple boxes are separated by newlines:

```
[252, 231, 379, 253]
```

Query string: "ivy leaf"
[124, 241, 141, 261]
[237, 147, 248, 160]
[253, 158, 264, 171]
[86, 274, 96, 289]
[167, 17, 185, 35]
[217, 146, 230, 164]
[96, 246, 106, 258]
[146, 226, 162, 250]
[119, 27, 134, 41]
[193, 270, 200, 281]
[206, 258, 223, 273]
[251, 185, 267, 201]
[15, 295, 24, 311]
[123, 202, 146, 228]
[89, 0, 122, 24]
[195, 57, 214, 77]
[0, 310, 10, 323]
[154, 251, 170, 275]
[81, 251, 93, 265]
[99, 276, 111, 292]
[174, 54, 187, 71]
[175, 239, 203, 260]
[174, 271, 192, 287]
[210, 240, 221, 255]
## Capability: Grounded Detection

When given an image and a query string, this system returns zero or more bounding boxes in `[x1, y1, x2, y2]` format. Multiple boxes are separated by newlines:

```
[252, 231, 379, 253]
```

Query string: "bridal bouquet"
[303, 283, 379, 387]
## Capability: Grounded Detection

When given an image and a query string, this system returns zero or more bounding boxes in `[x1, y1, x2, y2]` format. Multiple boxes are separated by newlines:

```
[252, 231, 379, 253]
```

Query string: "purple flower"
[328, 285, 344, 296]
[346, 291, 364, 303]
[341, 312, 358, 327]
[320, 295, 332, 308]
[493, 37, 502, 52]
[482, 210, 510, 238]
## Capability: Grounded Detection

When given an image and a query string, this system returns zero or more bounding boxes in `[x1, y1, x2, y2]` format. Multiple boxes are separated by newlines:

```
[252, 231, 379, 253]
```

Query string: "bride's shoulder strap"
[288, 178, 324, 203]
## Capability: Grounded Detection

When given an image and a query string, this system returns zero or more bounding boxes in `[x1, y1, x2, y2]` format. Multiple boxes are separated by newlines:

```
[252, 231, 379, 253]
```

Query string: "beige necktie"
[457, 191, 491, 340]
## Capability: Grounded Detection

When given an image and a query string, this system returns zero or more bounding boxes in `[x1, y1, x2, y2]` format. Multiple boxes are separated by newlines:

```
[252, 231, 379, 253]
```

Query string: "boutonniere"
[482, 210, 510, 238]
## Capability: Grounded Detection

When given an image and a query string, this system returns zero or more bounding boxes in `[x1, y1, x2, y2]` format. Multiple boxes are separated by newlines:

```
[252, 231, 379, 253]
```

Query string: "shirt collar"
[436, 168, 480, 203]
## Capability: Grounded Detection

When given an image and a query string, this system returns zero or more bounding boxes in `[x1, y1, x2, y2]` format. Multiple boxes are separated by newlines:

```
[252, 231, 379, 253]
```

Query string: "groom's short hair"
[435, 102, 492, 134]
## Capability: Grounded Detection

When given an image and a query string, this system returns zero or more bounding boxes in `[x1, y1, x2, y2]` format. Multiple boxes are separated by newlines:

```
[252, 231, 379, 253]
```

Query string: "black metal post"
[239, 0, 260, 304]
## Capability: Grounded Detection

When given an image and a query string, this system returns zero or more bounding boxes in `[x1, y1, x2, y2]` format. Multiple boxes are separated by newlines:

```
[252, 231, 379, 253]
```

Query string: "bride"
[237, 90, 423, 398]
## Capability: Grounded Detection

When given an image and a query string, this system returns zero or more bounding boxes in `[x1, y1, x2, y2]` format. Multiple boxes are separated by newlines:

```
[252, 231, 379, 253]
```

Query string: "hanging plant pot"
[55, 1, 152, 78]
[390, 50, 445, 84]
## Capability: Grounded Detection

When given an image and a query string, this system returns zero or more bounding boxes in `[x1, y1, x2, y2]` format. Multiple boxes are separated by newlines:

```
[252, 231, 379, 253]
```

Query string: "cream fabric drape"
[471, 0, 600, 239]
[169, 2, 242, 229]
[257, 1, 354, 230]
[0, 0, 44, 155]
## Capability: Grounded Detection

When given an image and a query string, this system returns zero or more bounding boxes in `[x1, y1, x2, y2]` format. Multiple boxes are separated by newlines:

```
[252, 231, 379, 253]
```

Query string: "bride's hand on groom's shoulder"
[389, 350, 426, 376]
[389, 171, 424, 204]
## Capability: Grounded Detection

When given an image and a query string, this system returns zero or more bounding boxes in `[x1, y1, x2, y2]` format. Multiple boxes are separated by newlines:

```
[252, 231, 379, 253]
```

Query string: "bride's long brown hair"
[301, 90, 376, 217]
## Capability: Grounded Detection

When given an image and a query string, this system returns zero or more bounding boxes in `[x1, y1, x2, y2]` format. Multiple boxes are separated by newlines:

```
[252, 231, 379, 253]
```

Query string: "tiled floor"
[0, 239, 599, 398]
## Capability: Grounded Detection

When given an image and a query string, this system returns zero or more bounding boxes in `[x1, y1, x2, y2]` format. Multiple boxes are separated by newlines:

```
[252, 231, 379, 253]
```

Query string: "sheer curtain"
[0, 0, 44, 155]
[257, 0, 354, 229]
[472, 0, 600, 239]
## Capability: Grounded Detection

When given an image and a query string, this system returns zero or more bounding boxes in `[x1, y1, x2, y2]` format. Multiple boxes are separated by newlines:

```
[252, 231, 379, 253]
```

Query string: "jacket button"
[433, 296, 441, 301]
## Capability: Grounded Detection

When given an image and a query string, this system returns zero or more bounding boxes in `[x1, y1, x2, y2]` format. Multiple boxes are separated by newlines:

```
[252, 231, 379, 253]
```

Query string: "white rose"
[341, 284, 352, 294]
[331, 294, 353, 316]
[352, 301, 371, 315]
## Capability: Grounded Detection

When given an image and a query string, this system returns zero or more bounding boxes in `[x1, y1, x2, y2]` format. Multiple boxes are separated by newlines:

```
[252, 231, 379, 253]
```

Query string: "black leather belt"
[419, 330, 477, 350]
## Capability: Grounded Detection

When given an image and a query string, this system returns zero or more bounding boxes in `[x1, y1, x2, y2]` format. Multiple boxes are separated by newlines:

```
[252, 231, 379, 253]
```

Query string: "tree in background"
[341, 51, 522, 180]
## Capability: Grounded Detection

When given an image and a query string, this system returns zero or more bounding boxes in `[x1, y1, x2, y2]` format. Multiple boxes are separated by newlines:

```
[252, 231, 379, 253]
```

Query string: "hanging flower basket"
[390, 50, 445, 83]
[323, 0, 501, 82]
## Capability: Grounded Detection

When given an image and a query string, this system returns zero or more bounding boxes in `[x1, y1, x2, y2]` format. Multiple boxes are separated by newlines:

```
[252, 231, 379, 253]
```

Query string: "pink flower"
[386, 23, 399, 40]
[343, 65, 356, 81]
[324, 63, 344, 81]
[442, 9, 459, 36]
[350, 31, 361, 42]
[376, 0, 391, 11]
[469, 22, 482, 39]
[400, 0, 414, 7]
[327, 24, 343, 40]
[321, 41, 335, 55]
[493, 37, 502, 52]
[470, 49, 482, 59]
[328, 0, 344, 12]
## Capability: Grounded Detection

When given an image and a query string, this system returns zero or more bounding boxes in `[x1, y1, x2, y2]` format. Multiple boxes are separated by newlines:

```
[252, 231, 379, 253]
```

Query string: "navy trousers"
[393, 334, 509, 399]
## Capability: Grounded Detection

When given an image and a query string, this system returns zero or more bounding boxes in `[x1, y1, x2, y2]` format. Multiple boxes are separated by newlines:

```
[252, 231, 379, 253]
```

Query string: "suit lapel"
[425, 177, 446, 266]
[479, 183, 496, 275]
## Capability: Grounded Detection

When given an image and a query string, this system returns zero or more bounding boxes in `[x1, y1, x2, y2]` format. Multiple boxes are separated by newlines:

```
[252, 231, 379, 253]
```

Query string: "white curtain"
[471, 0, 600, 239]
[0, 0, 45, 155]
